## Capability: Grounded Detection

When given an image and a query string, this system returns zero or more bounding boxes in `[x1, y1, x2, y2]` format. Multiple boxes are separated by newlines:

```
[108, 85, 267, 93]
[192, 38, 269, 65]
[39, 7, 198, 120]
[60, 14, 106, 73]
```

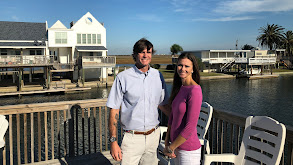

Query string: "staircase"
[220, 59, 235, 72]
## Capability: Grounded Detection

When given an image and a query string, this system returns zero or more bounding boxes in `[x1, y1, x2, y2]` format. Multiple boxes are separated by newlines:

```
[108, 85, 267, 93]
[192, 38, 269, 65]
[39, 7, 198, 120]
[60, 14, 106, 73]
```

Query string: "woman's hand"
[163, 145, 176, 158]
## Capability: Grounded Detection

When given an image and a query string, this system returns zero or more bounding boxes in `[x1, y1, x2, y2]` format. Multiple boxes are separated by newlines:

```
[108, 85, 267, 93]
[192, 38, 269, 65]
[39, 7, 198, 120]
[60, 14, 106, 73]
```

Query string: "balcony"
[249, 57, 277, 65]
[0, 55, 54, 68]
[81, 56, 116, 68]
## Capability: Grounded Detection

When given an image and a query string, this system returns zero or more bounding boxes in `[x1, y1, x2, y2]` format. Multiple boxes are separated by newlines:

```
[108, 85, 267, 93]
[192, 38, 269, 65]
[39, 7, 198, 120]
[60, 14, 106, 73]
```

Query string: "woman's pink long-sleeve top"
[168, 85, 202, 151]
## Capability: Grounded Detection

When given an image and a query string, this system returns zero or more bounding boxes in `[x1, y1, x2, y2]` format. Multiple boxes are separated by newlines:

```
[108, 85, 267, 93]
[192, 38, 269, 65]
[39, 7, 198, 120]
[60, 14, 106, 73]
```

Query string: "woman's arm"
[163, 125, 177, 158]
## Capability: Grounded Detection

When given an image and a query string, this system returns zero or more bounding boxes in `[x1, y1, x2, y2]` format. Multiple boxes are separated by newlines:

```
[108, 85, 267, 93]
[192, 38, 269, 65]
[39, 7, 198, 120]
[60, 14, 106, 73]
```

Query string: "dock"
[0, 87, 91, 97]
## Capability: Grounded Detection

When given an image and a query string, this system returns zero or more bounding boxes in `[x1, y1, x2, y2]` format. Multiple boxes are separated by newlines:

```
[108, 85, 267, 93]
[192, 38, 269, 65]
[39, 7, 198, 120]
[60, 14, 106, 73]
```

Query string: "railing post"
[68, 105, 76, 157]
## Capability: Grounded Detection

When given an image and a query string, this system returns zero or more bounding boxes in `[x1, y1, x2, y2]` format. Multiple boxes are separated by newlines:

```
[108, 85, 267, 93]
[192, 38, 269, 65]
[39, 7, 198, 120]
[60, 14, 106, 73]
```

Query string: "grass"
[272, 68, 293, 72]
[158, 69, 227, 78]
[115, 55, 172, 64]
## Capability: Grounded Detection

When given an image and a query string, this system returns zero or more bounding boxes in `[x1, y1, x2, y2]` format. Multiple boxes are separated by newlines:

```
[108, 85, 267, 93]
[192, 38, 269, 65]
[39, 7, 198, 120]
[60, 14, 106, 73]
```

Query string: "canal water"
[1, 74, 293, 126]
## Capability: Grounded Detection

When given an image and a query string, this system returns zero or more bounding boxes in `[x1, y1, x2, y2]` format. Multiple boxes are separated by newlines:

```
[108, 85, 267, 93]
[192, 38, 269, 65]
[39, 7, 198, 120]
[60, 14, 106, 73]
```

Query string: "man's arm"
[158, 104, 171, 117]
[109, 108, 122, 161]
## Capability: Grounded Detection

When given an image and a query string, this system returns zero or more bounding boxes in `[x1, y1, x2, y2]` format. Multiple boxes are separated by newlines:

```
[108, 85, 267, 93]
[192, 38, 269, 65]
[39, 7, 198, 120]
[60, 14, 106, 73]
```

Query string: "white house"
[179, 49, 284, 74]
[48, 12, 114, 81]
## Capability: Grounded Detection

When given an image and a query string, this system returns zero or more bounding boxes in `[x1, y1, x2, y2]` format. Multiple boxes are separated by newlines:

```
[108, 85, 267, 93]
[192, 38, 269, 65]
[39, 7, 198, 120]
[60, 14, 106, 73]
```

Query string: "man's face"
[135, 48, 152, 67]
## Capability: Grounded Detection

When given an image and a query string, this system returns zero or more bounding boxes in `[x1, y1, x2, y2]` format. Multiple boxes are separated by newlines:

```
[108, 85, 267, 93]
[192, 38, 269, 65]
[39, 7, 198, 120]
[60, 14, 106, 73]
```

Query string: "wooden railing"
[0, 98, 125, 164]
[205, 108, 293, 165]
[0, 99, 292, 164]
[0, 55, 54, 67]
[81, 56, 116, 68]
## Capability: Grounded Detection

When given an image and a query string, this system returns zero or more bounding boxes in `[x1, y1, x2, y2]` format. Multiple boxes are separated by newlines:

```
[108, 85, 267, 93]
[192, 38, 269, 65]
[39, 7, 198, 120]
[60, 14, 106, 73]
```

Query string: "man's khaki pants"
[121, 127, 160, 165]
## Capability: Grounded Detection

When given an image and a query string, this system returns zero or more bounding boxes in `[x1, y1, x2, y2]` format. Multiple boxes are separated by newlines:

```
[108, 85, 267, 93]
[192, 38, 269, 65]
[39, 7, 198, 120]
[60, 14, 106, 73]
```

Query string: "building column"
[82, 68, 85, 87]
[29, 68, 33, 83]
[18, 68, 23, 91]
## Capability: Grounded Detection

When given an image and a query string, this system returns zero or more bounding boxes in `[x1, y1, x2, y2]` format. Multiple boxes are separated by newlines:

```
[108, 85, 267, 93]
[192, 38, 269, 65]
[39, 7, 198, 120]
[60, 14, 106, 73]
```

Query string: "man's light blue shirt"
[106, 66, 169, 131]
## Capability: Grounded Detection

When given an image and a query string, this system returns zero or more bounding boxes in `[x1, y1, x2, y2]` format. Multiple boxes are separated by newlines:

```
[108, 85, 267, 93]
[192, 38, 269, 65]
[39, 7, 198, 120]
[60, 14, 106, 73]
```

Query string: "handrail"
[0, 99, 292, 164]
[81, 56, 116, 67]
[0, 98, 116, 164]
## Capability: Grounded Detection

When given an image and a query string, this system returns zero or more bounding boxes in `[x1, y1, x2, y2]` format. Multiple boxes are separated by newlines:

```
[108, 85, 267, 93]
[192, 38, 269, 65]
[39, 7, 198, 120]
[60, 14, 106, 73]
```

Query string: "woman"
[163, 53, 202, 165]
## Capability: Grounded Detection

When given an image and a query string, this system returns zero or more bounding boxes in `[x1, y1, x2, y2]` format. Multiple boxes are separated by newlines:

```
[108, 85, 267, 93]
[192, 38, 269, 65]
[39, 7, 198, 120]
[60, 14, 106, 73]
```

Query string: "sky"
[0, 0, 293, 55]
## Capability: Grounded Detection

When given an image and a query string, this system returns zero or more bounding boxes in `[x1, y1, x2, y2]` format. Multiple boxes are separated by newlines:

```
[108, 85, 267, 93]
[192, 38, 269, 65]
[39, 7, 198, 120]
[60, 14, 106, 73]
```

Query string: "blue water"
[1, 74, 293, 126]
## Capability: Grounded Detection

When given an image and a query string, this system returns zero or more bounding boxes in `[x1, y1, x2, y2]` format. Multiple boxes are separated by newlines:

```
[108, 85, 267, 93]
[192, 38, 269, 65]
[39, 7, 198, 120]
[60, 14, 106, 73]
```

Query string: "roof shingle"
[0, 21, 47, 41]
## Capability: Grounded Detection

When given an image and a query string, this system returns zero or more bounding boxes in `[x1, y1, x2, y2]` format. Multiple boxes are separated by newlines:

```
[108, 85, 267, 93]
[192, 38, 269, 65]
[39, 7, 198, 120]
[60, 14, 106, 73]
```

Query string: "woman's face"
[177, 58, 193, 79]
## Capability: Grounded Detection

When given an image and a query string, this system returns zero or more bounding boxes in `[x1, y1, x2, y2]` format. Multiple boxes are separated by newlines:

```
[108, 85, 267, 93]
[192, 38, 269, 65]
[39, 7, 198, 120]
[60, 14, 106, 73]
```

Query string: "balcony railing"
[52, 62, 75, 71]
[249, 57, 277, 65]
[0, 99, 292, 164]
[208, 58, 235, 64]
[81, 56, 116, 68]
[0, 55, 54, 67]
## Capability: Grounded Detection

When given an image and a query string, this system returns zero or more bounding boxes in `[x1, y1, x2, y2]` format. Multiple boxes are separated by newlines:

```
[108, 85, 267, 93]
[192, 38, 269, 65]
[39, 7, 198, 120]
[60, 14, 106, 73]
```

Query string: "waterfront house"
[180, 49, 285, 74]
[0, 12, 115, 91]
[48, 12, 115, 82]
[0, 21, 52, 90]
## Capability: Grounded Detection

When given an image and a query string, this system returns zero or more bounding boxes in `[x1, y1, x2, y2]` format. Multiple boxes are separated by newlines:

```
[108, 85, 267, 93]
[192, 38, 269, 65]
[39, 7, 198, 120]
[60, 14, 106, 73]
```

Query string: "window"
[97, 34, 101, 44]
[30, 50, 42, 55]
[15, 50, 21, 55]
[55, 32, 67, 44]
[77, 33, 102, 44]
[77, 34, 81, 44]
[92, 34, 96, 44]
[87, 34, 91, 44]
[30, 50, 35, 55]
[36, 50, 42, 55]
[0, 49, 7, 55]
[82, 34, 86, 44]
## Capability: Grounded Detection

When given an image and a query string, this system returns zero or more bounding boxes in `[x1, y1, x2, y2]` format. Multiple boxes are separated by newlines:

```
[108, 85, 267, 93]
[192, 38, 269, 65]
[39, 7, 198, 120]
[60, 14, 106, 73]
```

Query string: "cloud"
[214, 0, 293, 15]
[192, 16, 256, 22]
[170, 0, 201, 13]
[135, 14, 163, 22]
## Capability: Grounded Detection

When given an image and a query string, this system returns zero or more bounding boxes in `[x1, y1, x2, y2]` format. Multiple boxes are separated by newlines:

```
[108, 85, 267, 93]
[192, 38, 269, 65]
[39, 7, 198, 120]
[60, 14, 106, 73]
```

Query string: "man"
[107, 38, 170, 165]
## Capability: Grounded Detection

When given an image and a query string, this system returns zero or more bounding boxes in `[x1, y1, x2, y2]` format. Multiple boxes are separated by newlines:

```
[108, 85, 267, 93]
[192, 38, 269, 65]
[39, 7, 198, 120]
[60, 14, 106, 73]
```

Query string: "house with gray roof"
[0, 12, 115, 91]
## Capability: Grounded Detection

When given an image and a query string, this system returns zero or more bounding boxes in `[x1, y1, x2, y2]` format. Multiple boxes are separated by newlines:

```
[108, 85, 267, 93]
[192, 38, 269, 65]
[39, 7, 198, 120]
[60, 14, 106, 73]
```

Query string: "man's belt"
[124, 125, 159, 135]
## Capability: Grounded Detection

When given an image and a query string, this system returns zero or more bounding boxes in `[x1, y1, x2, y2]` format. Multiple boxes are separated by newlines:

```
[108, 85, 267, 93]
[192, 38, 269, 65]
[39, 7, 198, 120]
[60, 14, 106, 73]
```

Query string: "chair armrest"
[199, 139, 210, 154]
[158, 142, 165, 152]
[204, 154, 237, 165]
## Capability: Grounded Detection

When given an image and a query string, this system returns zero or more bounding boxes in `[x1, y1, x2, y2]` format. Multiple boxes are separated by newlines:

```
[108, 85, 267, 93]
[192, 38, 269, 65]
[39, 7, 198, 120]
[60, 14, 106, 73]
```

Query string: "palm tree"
[256, 24, 284, 50]
[281, 30, 293, 56]
[242, 44, 255, 50]
[170, 44, 183, 55]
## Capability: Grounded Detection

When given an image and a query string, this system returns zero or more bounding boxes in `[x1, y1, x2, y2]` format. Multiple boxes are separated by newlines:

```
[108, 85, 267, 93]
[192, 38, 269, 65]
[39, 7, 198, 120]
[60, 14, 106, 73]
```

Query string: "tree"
[170, 44, 183, 55]
[281, 30, 293, 56]
[242, 44, 255, 50]
[256, 24, 284, 50]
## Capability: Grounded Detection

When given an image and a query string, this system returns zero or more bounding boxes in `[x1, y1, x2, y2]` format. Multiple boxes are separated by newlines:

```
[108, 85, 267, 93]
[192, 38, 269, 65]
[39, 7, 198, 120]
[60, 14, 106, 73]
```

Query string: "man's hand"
[110, 141, 122, 161]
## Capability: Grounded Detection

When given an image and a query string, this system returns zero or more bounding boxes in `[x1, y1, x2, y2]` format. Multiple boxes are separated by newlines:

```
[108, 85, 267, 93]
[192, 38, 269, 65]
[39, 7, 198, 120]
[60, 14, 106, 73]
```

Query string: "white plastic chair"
[158, 102, 213, 165]
[204, 116, 286, 165]
[0, 115, 8, 148]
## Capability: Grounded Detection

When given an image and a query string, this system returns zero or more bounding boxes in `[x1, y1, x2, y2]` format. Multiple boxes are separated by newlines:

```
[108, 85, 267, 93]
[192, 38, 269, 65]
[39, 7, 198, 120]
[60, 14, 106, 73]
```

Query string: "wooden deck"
[24, 151, 119, 165]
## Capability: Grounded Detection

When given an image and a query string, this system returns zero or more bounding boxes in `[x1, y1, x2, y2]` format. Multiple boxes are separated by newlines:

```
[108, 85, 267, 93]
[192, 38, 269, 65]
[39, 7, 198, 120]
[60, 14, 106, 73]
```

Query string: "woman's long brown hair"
[169, 53, 200, 104]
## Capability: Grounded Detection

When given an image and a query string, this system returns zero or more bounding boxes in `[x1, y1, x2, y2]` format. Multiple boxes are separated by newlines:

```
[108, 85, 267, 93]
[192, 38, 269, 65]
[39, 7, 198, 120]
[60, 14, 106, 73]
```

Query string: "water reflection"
[201, 75, 293, 126]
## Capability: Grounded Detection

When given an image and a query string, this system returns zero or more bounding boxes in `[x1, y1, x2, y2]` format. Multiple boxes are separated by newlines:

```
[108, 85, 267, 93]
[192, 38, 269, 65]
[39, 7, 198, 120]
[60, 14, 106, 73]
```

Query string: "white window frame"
[55, 32, 67, 44]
